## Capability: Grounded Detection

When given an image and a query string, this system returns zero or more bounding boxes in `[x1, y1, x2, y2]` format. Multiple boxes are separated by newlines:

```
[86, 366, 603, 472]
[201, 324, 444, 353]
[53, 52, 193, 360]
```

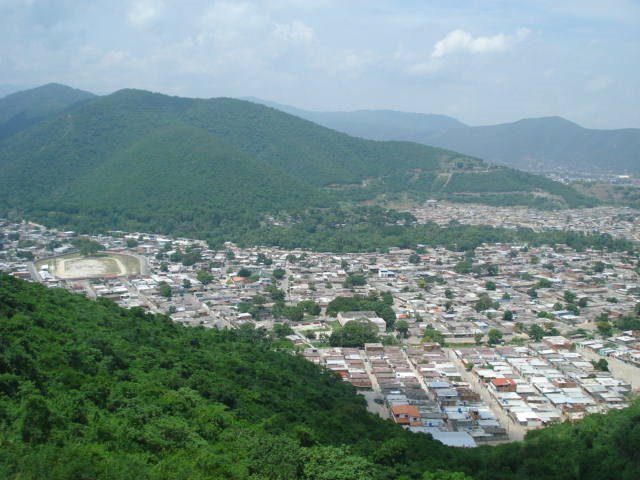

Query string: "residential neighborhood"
[1, 203, 639, 447]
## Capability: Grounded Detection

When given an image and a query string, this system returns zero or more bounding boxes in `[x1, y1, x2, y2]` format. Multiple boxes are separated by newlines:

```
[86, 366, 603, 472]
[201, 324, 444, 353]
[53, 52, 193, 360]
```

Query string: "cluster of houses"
[453, 336, 632, 430]
[303, 343, 509, 447]
[411, 201, 640, 242]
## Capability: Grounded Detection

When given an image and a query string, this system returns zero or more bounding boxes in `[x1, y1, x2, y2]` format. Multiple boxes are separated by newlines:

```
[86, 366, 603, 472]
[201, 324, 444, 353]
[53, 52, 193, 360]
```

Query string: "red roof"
[491, 378, 516, 387]
[391, 405, 422, 425]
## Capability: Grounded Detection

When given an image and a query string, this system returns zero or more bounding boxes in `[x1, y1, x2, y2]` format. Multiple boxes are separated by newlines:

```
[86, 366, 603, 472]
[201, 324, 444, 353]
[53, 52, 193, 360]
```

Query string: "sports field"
[36, 253, 141, 280]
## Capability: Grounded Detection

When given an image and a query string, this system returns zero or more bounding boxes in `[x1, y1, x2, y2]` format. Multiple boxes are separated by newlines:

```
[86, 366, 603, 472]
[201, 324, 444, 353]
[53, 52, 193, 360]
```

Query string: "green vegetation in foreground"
[0, 87, 597, 239]
[1, 274, 639, 480]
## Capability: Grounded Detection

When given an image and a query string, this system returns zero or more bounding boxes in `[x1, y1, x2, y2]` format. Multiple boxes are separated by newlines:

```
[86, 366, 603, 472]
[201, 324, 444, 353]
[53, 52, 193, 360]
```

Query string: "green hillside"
[1, 274, 639, 479]
[0, 87, 597, 242]
[0, 83, 95, 140]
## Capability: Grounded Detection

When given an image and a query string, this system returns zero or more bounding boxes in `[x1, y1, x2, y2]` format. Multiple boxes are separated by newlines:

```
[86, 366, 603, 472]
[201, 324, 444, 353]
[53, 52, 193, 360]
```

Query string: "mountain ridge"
[245, 98, 640, 175]
[0, 83, 96, 140]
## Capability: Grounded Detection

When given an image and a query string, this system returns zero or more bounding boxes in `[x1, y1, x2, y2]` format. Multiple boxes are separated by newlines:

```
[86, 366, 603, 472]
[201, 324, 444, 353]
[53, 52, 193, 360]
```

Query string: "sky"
[1, 0, 639, 129]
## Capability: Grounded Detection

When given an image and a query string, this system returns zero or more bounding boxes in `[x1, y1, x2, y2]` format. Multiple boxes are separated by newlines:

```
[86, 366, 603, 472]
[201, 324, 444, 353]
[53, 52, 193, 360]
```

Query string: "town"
[1, 201, 639, 448]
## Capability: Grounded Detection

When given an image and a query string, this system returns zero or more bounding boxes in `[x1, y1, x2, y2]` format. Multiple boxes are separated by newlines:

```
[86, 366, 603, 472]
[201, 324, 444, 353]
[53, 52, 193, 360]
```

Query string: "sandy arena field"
[36, 253, 140, 280]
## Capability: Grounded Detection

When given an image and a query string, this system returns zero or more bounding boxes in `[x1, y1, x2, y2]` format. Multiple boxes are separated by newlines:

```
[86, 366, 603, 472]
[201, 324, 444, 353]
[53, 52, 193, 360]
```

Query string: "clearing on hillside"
[35, 252, 141, 280]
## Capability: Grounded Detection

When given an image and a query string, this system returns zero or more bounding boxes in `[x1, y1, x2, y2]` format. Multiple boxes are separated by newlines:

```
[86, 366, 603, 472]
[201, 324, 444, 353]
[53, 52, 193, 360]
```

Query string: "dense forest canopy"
[0, 274, 638, 479]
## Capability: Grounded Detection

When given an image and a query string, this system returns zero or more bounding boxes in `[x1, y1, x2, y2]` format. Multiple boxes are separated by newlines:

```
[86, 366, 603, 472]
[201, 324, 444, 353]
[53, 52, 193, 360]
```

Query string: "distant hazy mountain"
[246, 99, 640, 175]
[423, 117, 640, 175]
[0, 83, 96, 139]
[244, 97, 466, 141]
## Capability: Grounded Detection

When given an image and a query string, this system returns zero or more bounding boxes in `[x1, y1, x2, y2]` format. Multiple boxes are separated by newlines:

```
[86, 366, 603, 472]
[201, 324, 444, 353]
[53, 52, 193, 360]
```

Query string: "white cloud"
[272, 20, 314, 43]
[127, 0, 163, 28]
[431, 28, 530, 58]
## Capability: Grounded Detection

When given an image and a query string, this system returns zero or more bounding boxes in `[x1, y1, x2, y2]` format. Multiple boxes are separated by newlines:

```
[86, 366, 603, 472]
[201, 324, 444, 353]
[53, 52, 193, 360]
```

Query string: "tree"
[381, 291, 394, 306]
[19, 395, 52, 444]
[182, 278, 192, 290]
[273, 323, 294, 338]
[564, 290, 577, 303]
[527, 288, 538, 299]
[303, 446, 376, 480]
[272, 268, 286, 280]
[126, 238, 139, 248]
[299, 300, 321, 316]
[528, 324, 545, 341]
[196, 270, 214, 285]
[267, 286, 286, 302]
[485, 281, 496, 291]
[158, 281, 172, 299]
[396, 320, 409, 338]
[578, 297, 589, 308]
[343, 274, 366, 288]
[160, 262, 168, 272]
[329, 320, 379, 348]
[536, 278, 552, 289]
[423, 325, 445, 345]
[475, 294, 497, 312]
[252, 294, 267, 306]
[256, 252, 273, 266]
[74, 239, 104, 257]
[474, 332, 484, 345]
[409, 253, 421, 264]
[592, 358, 609, 371]
[502, 310, 514, 321]
[486, 264, 499, 276]
[453, 260, 472, 274]
[423, 470, 475, 480]
[487, 328, 503, 345]
[566, 303, 580, 315]
[237, 268, 252, 278]
[597, 320, 613, 337]
[286, 253, 297, 263]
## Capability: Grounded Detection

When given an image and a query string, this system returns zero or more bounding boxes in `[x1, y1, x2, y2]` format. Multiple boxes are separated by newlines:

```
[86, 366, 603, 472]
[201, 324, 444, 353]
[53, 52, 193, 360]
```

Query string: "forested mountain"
[0, 83, 95, 140]
[1, 274, 639, 479]
[247, 100, 640, 175]
[0, 86, 596, 243]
